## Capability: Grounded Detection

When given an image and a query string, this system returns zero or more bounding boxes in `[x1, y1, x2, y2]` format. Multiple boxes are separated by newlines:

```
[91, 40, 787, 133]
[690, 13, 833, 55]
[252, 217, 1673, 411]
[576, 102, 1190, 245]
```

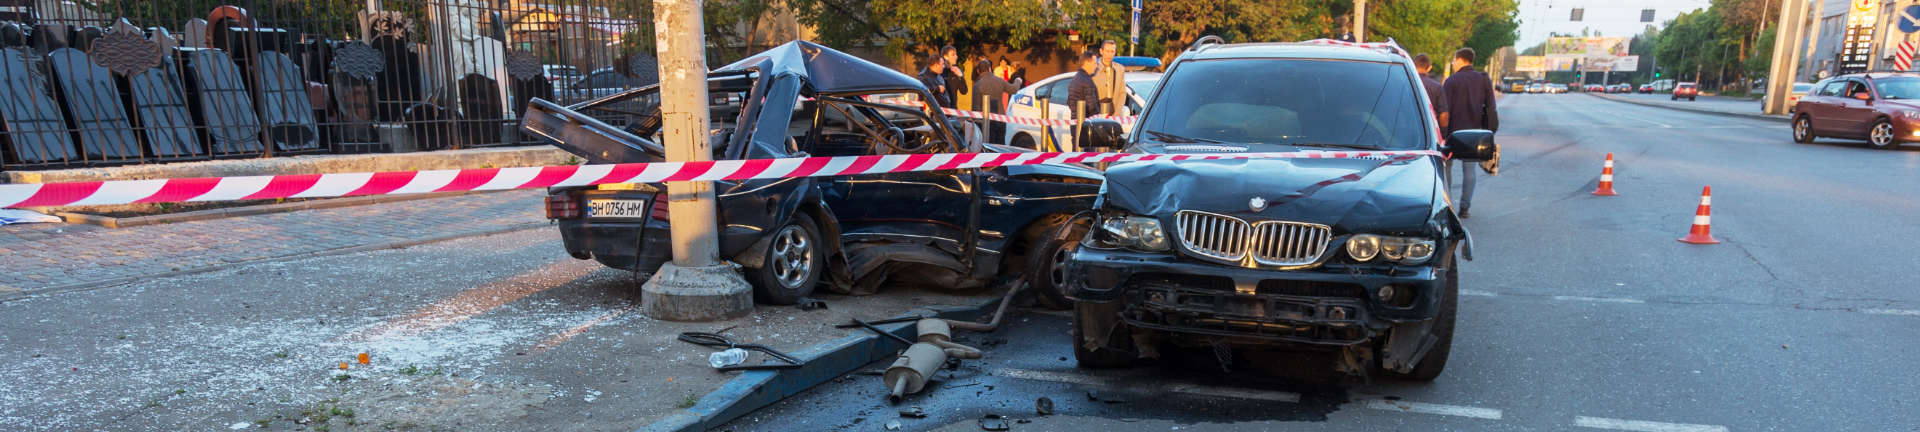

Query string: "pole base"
[642, 261, 753, 321]
[1592, 187, 1618, 196]
[1677, 233, 1719, 245]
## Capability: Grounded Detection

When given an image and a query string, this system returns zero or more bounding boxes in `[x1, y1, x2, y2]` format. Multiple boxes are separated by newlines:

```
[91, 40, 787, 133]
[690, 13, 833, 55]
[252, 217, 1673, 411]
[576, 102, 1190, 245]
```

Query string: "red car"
[1671, 82, 1698, 101]
[1791, 73, 1920, 149]
[1584, 84, 1605, 92]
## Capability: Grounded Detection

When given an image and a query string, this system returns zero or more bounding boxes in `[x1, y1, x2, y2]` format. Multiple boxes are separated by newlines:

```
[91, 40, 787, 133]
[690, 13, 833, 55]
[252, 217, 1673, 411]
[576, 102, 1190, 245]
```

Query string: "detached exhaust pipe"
[884, 342, 948, 404]
[917, 318, 982, 359]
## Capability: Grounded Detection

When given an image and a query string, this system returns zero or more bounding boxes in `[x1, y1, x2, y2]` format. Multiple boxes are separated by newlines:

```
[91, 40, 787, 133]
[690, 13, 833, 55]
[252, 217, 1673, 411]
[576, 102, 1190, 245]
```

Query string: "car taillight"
[546, 194, 580, 219]
[650, 193, 670, 221]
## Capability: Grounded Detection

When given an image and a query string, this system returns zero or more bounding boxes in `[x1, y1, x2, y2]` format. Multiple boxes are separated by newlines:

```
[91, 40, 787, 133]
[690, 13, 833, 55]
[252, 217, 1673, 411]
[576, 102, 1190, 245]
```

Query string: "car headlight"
[1346, 234, 1436, 264]
[1088, 214, 1170, 251]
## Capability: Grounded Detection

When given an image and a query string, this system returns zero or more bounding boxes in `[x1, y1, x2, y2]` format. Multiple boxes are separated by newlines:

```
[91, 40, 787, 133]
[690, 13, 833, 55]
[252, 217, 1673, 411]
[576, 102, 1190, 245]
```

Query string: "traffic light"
[1655, 71, 1661, 78]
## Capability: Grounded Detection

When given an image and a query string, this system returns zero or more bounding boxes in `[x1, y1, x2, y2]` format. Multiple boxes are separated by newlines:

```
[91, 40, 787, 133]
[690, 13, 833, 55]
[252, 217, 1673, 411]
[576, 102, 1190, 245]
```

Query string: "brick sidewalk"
[0, 189, 548, 294]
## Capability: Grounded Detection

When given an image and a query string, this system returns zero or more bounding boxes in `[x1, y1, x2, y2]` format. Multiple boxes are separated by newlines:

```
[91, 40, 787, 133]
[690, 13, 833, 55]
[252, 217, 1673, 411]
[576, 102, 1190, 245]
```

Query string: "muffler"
[916, 319, 982, 359]
[884, 342, 948, 403]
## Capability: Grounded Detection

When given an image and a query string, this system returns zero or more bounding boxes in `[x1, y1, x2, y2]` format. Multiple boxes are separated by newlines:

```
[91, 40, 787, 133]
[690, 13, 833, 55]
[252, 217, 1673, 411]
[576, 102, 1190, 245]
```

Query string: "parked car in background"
[1065, 38, 1498, 381]
[1003, 71, 1157, 150]
[1672, 82, 1699, 101]
[1526, 83, 1545, 93]
[543, 65, 583, 96]
[1546, 84, 1569, 94]
[1584, 84, 1604, 92]
[525, 41, 1103, 306]
[1790, 73, 1920, 149]
[1650, 79, 1677, 92]
[1639, 84, 1654, 94]
[1762, 82, 1816, 112]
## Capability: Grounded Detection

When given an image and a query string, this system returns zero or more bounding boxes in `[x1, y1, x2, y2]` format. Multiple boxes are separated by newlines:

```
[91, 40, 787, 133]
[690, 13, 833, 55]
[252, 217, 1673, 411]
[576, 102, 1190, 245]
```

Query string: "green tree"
[1369, 0, 1518, 69]
[1141, 0, 1344, 64]
[788, 0, 1122, 62]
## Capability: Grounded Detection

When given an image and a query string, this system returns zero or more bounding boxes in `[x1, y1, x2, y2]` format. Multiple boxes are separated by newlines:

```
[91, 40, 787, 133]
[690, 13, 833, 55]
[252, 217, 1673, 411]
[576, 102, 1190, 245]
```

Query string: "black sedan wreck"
[1064, 39, 1498, 381]
[521, 41, 1101, 306]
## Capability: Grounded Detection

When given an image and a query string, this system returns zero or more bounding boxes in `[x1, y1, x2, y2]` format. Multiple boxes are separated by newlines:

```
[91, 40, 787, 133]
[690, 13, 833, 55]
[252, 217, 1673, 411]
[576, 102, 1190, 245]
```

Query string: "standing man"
[941, 45, 965, 109]
[918, 53, 950, 108]
[1441, 47, 1498, 219]
[1413, 54, 1448, 130]
[1335, 16, 1357, 42]
[1062, 49, 1101, 151]
[972, 58, 1019, 143]
[1093, 40, 1128, 115]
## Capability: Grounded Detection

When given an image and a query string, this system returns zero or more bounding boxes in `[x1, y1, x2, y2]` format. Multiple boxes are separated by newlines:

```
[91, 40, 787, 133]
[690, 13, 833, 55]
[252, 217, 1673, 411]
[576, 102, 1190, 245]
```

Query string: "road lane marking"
[1364, 399, 1504, 420]
[1461, 289, 1499, 297]
[1861, 308, 1920, 316]
[1549, 295, 1646, 304]
[995, 368, 1300, 403]
[528, 306, 637, 353]
[1574, 416, 1729, 432]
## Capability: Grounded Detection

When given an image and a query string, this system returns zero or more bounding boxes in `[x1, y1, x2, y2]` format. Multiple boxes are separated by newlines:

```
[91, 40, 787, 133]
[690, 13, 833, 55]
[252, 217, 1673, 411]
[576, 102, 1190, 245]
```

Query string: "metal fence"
[0, 0, 654, 170]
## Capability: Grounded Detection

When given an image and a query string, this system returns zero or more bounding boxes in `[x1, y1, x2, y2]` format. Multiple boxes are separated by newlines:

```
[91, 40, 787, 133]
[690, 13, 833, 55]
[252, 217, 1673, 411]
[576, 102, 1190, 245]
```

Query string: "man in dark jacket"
[1065, 49, 1101, 120]
[1441, 47, 1498, 218]
[972, 58, 1019, 143]
[940, 45, 965, 109]
[1414, 54, 1449, 129]
[918, 53, 950, 108]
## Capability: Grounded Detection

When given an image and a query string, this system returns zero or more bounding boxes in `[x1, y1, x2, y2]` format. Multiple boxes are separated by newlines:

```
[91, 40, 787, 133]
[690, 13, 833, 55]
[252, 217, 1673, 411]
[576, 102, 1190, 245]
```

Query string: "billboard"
[1545, 56, 1579, 72]
[1516, 56, 1546, 72]
[1546, 37, 1631, 60]
[1582, 56, 1640, 72]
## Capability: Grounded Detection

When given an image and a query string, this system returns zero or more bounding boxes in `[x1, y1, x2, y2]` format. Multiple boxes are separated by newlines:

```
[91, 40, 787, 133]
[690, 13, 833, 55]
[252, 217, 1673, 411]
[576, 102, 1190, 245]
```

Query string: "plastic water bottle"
[708, 348, 748, 368]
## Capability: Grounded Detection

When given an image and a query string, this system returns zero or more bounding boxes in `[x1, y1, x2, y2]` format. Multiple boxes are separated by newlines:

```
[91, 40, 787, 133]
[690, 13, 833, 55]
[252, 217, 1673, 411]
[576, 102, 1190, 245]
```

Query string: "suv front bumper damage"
[1065, 247, 1442, 347]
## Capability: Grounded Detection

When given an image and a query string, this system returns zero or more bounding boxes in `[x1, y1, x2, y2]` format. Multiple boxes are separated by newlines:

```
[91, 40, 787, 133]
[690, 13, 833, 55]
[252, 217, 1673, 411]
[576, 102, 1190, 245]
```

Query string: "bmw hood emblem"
[1249, 196, 1268, 212]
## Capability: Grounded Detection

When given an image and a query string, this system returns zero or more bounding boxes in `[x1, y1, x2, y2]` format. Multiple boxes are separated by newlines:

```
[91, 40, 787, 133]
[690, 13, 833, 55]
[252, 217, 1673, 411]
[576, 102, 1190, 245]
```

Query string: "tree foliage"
[1649, 0, 1776, 90]
[1370, 0, 1516, 67]
[1141, 0, 1344, 64]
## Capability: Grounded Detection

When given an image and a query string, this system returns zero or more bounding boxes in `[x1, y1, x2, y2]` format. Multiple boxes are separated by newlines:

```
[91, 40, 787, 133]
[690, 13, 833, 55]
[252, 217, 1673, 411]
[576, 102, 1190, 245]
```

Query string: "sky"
[1514, 0, 1714, 49]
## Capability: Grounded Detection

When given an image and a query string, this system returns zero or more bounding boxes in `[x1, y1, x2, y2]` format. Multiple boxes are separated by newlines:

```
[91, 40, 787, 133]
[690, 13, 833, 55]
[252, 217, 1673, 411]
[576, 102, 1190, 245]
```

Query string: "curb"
[0, 222, 548, 303]
[1585, 92, 1788, 123]
[637, 297, 1006, 432]
[54, 190, 511, 229]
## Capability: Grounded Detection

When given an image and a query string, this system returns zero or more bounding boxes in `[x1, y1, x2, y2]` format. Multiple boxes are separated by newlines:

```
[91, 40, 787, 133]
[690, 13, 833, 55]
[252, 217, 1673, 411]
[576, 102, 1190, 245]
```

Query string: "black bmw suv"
[1065, 38, 1497, 381]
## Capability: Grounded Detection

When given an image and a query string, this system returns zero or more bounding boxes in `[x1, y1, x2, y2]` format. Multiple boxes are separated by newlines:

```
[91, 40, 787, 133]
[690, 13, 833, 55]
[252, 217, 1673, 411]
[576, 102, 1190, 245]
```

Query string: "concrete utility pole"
[641, 0, 754, 321]
[1765, 0, 1810, 115]
[1354, 0, 1369, 43]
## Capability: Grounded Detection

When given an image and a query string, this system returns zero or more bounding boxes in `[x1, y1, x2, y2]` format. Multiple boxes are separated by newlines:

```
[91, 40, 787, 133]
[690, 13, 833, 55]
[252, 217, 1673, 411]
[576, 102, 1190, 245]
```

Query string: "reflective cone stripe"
[1679, 186, 1719, 244]
[1592, 153, 1619, 196]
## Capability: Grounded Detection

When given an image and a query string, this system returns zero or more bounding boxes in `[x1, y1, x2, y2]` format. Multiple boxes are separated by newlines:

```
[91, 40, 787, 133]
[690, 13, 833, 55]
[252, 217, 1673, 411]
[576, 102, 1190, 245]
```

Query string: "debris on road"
[898, 406, 927, 418]
[979, 414, 1011, 431]
[796, 298, 828, 311]
[677, 329, 803, 372]
[707, 348, 748, 368]
[885, 420, 903, 430]
[884, 343, 947, 403]
[1035, 397, 1054, 416]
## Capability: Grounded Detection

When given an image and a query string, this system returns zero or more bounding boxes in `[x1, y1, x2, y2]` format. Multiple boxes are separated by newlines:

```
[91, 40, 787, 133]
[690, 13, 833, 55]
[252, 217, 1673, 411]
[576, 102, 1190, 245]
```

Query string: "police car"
[1003, 59, 1161, 150]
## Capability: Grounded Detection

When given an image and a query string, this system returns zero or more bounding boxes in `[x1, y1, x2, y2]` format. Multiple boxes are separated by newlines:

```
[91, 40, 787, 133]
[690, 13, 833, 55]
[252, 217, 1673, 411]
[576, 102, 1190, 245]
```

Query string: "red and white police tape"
[0, 150, 1438, 209]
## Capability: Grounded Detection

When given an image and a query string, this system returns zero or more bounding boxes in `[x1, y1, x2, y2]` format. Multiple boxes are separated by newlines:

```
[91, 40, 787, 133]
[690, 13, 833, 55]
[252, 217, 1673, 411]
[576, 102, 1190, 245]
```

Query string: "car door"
[1804, 80, 1843, 133]
[1832, 80, 1877, 136]
[812, 97, 979, 261]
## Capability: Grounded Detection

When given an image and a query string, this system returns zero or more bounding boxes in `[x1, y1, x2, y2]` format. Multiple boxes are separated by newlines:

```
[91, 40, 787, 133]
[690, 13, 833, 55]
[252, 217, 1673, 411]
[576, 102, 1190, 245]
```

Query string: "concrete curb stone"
[1585, 92, 1789, 123]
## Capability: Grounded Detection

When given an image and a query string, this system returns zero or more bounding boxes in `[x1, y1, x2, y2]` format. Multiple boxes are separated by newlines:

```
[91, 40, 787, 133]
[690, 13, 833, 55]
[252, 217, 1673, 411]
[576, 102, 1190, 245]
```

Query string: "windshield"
[1873, 78, 1920, 100]
[1135, 58, 1427, 152]
[1793, 83, 1814, 93]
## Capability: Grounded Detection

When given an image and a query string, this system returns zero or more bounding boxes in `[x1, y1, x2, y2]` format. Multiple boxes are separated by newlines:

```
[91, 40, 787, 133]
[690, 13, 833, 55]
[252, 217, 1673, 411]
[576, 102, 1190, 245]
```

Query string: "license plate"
[586, 199, 650, 218]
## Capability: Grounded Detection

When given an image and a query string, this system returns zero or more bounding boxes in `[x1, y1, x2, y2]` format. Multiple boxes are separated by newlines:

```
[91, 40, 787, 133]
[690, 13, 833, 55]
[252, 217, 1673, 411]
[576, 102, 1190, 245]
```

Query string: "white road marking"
[1574, 416, 1729, 432]
[1550, 295, 1647, 304]
[995, 369, 1300, 403]
[1861, 308, 1920, 316]
[1364, 399, 1504, 420]
[1461, 289, 1499, 297]
[1164, 383, 1300, 403]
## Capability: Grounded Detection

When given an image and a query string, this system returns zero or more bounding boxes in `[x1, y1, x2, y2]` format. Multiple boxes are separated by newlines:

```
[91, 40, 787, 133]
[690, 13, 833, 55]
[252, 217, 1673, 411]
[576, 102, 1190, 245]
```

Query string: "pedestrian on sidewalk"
[1414, 53, 1449, 130]
[1441, 47, 1499, 219]
[1093, 40, 1127, 115]
[918, 53, 951, 109]
[972, 58, 1020, 144]
[1335, 16, 1357, 42]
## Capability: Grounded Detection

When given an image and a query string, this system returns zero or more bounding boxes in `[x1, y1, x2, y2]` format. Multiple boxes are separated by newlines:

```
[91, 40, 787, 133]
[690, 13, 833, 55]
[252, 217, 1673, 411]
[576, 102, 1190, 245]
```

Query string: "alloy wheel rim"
[1873, 123, 1893, 147]
[1794, 119, 1808, 140]
[770, 226, 812, 288]
[1047, 245, 1072, 292]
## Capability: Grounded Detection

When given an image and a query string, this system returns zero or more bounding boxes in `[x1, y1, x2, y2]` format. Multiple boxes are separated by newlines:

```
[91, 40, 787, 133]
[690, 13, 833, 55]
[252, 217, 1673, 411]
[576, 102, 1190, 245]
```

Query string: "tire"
[1792, 115, 1815, 143]
[1025, 220, 1088, 310]
[745, 213, 823, 305]
[1072, 300, 1135, 368]
[1869, 118, 1898, 149]
[1689, 96, 1697, 101]
[1011, 133, 1036, 150]
[1382, 253, 1456, 381]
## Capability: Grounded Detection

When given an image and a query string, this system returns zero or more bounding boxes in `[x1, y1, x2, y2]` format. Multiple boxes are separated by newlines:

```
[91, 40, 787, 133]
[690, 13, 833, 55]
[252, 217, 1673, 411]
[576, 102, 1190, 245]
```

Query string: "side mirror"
[1853, 92, 1871, 101]
[1077, 118, 1126, 153]
[1444, 129, 1497, 161]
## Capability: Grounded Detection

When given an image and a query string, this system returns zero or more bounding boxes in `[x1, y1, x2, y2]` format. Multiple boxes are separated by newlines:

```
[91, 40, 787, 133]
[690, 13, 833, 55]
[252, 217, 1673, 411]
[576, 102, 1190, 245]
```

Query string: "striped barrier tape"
[1, 150, 1439, 209]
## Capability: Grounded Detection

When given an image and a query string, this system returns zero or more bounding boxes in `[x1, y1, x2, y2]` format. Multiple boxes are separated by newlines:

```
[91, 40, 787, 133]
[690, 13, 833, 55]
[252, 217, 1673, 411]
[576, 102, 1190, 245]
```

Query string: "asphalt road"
[721, 93, 1920, 432]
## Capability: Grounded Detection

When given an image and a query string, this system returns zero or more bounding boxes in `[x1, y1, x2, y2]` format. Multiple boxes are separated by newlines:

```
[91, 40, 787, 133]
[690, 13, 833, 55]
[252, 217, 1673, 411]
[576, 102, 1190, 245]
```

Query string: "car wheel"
[1793, 116, 1816, 143]
[745, 213, 823, 305]
[1072, 300, 1135, 368]
[1025, 219, 1088, 310]
[1011, 133, 1035, 150]
[1869, 118, 1897, 149]
[1381, 253, 1456, 381]
[1689, 96, 1697, 101]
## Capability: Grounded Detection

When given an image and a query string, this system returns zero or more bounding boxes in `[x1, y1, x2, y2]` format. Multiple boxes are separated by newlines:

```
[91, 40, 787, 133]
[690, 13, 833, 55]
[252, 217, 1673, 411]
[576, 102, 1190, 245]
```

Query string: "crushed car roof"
[715, 40, 928, 95]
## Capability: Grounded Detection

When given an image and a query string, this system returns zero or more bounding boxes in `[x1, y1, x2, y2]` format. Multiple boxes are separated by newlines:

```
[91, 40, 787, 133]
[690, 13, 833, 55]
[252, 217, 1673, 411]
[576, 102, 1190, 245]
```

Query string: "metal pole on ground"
[641, 0, 754, 322]
[1765, 0, 1810, 115]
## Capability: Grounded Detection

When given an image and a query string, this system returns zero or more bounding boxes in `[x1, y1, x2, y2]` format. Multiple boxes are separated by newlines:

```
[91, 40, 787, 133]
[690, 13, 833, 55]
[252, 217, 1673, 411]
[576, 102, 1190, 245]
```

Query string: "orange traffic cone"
[1678, 186, 1719, 244]
[1592, 153, 1619, 196]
